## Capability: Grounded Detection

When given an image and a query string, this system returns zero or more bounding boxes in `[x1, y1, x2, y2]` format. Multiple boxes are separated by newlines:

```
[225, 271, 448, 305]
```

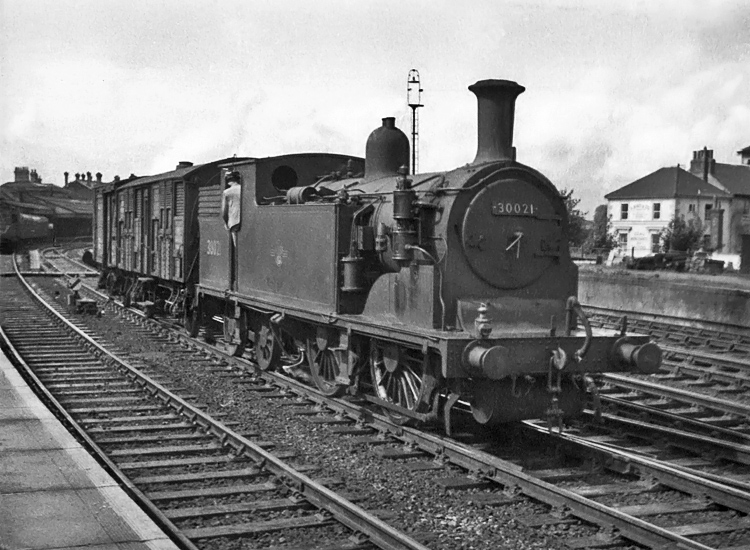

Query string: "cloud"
[2, 0, 748, 220]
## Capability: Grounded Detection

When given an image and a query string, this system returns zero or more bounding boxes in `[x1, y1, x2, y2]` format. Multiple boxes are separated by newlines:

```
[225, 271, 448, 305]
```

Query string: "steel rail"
[2, 260, 199, 550]
[588, 409, 750, 463]
[6, 261, 430, 550]
[661, 344, 750, 381]
[42, 247, 97, 274]
[77, 272, 750, 548]
[578, 410, 750, 486]
[583, 303, 750, 338]
[597, 393, 750, 445]
[603, 373, 750, 418]
[524, 420, 750, 513]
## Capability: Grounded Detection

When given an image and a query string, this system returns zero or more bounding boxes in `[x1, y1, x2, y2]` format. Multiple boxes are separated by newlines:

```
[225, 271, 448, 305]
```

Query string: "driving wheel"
[255, 322, 280, 371]
[370, 340, 427, 425]
[307, 340, 347, 397]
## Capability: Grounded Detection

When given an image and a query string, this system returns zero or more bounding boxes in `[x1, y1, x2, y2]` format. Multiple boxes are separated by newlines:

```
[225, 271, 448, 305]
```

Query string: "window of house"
[653, 203, 661, 220]
[620, 203, 629, 220]
[688, 204, 696, 212]
[705, 204, 713, 217]
[618, 232, 628, 249]
[651, 233, 660, 253]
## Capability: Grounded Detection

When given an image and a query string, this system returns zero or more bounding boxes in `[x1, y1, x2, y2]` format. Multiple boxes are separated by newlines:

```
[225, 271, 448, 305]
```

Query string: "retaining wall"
[578, 269, 750, 329]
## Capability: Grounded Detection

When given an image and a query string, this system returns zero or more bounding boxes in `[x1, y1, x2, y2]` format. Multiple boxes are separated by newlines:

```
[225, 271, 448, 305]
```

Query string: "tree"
[560, 188, 589, 247]
[587, 204, 617, 250]
[660, 215, 704, 252]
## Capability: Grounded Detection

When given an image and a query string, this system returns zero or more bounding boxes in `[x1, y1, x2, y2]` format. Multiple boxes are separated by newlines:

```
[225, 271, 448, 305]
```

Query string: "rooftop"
[605, 166, 731, 200]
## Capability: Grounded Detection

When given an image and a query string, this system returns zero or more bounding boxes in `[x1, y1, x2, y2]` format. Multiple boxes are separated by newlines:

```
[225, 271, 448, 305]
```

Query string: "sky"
[1, 0, 748, 215]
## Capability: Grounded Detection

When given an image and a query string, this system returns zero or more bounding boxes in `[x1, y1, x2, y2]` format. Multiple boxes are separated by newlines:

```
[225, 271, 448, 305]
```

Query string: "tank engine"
[191, 78, 661, 432]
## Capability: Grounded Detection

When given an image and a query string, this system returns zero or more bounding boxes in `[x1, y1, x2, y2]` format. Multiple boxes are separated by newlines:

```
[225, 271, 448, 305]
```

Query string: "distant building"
[1, 167, 97, 240]
[605, 146, 750, 269]
[63, 171, 100, 200]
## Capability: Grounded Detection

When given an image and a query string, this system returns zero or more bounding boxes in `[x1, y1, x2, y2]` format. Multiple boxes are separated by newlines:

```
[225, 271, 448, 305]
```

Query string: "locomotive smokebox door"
[461, 178, 562, 289]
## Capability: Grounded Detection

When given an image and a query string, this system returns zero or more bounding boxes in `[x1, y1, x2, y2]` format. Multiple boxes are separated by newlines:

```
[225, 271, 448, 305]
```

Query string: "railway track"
[12, 257, 750, 549]
[1, 262, 428, 550]
[582, 308, 750, 438]
[41, 245, 98, 276]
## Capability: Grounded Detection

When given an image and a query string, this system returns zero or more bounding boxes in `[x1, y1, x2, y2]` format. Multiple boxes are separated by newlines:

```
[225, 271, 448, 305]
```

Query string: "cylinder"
[468, 79, 525, 164]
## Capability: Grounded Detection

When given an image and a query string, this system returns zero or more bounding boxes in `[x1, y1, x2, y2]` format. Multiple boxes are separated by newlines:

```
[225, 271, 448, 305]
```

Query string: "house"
[1, 167, 97, 240]
[605, 147, 750, 270]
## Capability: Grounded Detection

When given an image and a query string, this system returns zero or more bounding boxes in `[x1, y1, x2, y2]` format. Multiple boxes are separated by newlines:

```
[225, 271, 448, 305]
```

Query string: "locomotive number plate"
[491, 202, 535, 216]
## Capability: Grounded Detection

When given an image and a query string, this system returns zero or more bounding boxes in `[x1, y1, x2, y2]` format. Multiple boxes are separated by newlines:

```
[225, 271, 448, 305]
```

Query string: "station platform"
[0, 347, 179, 550]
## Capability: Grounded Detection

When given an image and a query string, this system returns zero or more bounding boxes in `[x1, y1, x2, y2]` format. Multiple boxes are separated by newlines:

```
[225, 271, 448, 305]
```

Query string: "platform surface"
[0, 347, 179, 550]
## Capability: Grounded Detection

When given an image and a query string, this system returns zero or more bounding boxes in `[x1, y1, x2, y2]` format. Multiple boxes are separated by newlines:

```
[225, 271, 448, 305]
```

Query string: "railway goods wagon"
[94, 158, 247, 316]
[191, 78, 663, 432]
[0, 211, 52, 252]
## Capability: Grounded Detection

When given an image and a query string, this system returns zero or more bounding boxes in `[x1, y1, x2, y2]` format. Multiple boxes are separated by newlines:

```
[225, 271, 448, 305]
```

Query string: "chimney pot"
[689, 147, 715, 181]
[86, 171, 92, 182]
[96, 172, 102, 182]
[64, 172, 69, 185]
[75, 172, 80, 180]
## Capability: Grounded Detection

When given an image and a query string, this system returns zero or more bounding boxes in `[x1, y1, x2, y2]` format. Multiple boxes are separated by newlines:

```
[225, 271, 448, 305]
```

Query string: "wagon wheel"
[185, 305, 200, 338]
[307, 340, 347, 397]
[223, 310, 248, 357]
[255, 322, 280, 371]
[370, 340, 428, 425]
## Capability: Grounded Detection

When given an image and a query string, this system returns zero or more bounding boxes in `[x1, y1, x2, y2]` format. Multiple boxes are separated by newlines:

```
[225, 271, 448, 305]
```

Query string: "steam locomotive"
[95, 79, 661, 432]
[0, 211, 52, 253]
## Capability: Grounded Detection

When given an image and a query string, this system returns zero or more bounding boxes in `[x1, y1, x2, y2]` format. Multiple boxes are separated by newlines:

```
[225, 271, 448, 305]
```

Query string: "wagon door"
[142, 188, 150, 273]
[151, 184, 160, 276]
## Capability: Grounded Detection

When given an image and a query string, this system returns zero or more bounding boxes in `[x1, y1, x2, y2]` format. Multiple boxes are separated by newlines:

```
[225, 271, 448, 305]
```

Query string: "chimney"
[64, 171, 69, 185]
[469, 79, 525, 164]
[114, 175, 120, 182]
[96, 172, 102, 183]
[86, 171, 92, 182]
[15, 167, 30, 183]
[689, 147, 715, 181]
[177, 161, 193, 169]
[75, 172, 80, 181]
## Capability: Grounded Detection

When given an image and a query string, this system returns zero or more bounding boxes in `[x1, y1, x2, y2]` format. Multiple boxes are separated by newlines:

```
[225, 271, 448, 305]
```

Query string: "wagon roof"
[117, 157, 254, 190]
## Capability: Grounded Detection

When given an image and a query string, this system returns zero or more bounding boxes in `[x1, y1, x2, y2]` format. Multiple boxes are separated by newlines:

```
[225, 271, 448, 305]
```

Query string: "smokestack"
[468, 79, 525, 164]
[64, 172, 69, 185]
